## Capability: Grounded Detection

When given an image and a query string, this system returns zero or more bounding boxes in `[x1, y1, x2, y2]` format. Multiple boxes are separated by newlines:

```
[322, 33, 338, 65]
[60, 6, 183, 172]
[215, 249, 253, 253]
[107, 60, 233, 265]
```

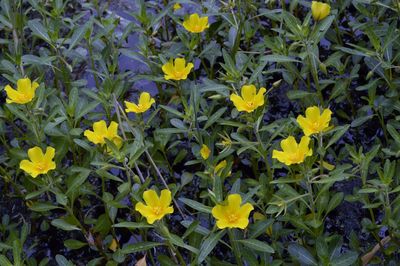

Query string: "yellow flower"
[214, 160, 228, 175]
[4, 78, 39, 104]
[135, 189, 174, 224]
[200, 144, 211, 159]
[84, 120, 122, 148]
[272, 136, 313, 166]
[297, 106, 332, 136]
[20, 146, 56, 178]
[311, 1, 331, 21]
[182, 13, 209, 33]
[162, 58, 194, 81]
[212, 194, 254, 229]
[230, 85, 266, 113]
[173, 3, 182, 11]
[124, 92, 156, 114]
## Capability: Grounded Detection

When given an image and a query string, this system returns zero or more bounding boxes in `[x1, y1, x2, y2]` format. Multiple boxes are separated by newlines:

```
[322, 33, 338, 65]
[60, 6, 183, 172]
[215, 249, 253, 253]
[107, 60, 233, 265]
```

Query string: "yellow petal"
[305, 106, 320, 122]
[107, 121, 119, 138]
[162, 61, 174, 76]
[216, 219, 229, 229]
[17, 78, 32, 93]
[139, 92, 151, 106]
[299, 136, 311, 155]
[230, 94, 247, 112]
[211, 205, 226, 220]
[200, 17, 209, 28]
[84, 130, 102, 144]
[44, 147, 56, 161]
[173, 3, 181, 11]
[28, 147, 44, 163]
[135, 202, 155, 222]
[297, 115, 313, 136]
[125, 101, 140, 113]
[280, 136, 298, 153]
[241, 85, 257, 102]
[184, 63, 194, 75]
[200, 144, 211, 159]
[4, 85, 22, 103]
[93, 120, 108, 136]
[20, 160, 38, 177]
[240, 202, 254, 217]
[143, 190, 160, 206]
[164, 206, 174, 215]
[235, 218, 250, 229]
[254, 87, 266, 107]
[174, 58, 186, 72]
[272, 150, 290, 165]
[32, 81, 40, 92]
[227, 194, 242, 209]
[320, 108, 332, 127]
[160, 190, 172, 207]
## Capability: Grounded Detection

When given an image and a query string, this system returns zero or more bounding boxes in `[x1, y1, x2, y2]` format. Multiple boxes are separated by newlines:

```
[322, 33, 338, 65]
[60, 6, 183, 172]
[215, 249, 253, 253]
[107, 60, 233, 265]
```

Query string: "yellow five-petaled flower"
[183, 13, 209, 33]
[311, 1, 331, 21]
[84, 120, 122, 149]
[272, 136, 313, 166]
[162, 58, 194, 81]
[297, 106, 332, 136]
[200, 144, 211, 160]
[125, 92, 155, 114]
[135, 189, 174, 224]
[20, 146, 56, 178]
[4, 78, 39, 104]
[212, 194, 254, 229]
[230, 85, 266, 113]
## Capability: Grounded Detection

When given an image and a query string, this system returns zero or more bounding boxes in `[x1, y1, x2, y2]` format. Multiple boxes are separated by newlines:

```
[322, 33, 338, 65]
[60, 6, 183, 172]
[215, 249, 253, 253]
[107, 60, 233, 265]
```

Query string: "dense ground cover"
[0, 0, 400, 265]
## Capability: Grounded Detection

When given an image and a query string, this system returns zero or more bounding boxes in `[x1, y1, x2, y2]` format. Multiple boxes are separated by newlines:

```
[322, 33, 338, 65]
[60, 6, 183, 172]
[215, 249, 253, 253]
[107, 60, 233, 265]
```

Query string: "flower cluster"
[273, 106, 332, 166]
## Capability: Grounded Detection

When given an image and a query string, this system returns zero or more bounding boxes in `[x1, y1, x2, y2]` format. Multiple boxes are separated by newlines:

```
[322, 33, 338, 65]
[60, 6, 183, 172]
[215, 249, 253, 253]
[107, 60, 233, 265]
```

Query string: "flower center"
[227, 214, 238, 223]
[152, 206, 162, 215]
[289, 152, 303, 163]
[312, 122, 320, 131]
[246, 101, 255, 109]
[35, 162, 47, 172]
[174, 71, 183, 78]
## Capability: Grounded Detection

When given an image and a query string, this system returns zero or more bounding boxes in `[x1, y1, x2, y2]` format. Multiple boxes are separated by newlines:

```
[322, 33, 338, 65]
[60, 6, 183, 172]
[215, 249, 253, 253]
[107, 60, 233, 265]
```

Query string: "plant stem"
[228, 229, 243, 266]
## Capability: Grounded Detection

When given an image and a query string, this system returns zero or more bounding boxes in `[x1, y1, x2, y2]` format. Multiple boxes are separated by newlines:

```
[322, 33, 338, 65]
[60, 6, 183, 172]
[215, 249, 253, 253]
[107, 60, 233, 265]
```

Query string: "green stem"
[176, 81, 189, 115]
[228, 229, 243, 266]
[318, 133, 324, 175]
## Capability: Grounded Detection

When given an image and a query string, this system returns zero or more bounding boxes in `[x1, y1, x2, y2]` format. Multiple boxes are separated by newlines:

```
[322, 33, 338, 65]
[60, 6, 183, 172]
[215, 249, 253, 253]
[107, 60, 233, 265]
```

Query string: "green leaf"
[55, 255, 75, 266]
[326, 125, 350, 149]
[351, 115, 374, 128]
[27, 19, 52, 43]
[326, 192, 344, 214]
[66, 167, 91, 195]
[69, 20, 92, 50]
[179, 198, 212, 214]
[197, 230, 226, 263]
[236, 239, 274, 253]
[64, 239, 87, 250]
[204, 107, 227, 130]
[112, 222, 152, 229]
[287, 90, 315, 100]
[0, 255, 13, 266]
[29, 202, 60, 212]
[121, 242, 163, 254]
[51, 219, 81, 231]
[331, 251, 359, 266]
[387, 124, 400, 144]
[288, 244, 317, 266]
[261, 54, 300, 63]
